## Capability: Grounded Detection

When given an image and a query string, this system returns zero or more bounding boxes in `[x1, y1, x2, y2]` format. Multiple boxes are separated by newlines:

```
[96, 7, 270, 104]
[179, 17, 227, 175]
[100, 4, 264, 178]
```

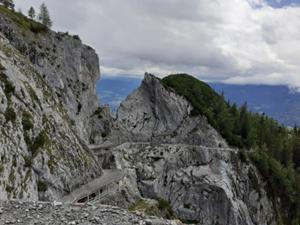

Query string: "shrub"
[73, 35, 81, 41]
[4, 107, 16, 123]
[94, 107, 103, 119]
[37, 180, 48, 192]
[157, 198, 175, 219]
[0, 73, 15, 97]
[22, 111, 33, 131]
[29, 22, 48, 33]
[29, 130, 50, 156]
[5, 185, 13, 193]
[23, 155, 32, 168]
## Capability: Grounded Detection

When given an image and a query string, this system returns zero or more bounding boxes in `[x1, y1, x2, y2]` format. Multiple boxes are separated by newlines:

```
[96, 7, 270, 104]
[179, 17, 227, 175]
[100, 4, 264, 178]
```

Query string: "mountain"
[0, 5, 107, 201]
[97, 76, 142, 112]
[0, 5, 299, 225]
[97, 76, 300, 126]
[211, 83, 300, 126]
[115, 73, 299, 224]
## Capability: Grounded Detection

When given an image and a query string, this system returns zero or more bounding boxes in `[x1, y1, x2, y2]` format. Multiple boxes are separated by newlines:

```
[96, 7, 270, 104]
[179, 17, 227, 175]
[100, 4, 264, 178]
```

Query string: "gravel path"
[0, 201, 183, 225]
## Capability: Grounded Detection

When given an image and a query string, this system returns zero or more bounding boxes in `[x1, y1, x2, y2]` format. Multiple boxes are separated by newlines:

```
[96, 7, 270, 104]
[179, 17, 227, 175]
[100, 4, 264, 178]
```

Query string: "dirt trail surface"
[0, 201, 183, 225]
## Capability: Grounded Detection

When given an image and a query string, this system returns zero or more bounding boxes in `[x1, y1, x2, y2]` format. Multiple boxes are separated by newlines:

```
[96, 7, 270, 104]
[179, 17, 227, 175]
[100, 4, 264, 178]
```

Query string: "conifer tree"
[28, 6, 35, 19]
[38, 3, 52, 28]
[0, 0, 14, 10]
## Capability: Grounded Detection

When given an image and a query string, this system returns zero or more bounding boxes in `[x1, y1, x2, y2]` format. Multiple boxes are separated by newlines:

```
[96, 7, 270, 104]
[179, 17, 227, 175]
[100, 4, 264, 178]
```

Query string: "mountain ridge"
[98, 76, 300, 126]
[0, 6, 299, 225]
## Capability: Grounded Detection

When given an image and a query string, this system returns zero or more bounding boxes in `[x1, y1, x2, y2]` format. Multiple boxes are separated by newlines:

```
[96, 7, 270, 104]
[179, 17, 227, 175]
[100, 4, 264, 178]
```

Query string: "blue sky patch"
[266, 0, 300, 8]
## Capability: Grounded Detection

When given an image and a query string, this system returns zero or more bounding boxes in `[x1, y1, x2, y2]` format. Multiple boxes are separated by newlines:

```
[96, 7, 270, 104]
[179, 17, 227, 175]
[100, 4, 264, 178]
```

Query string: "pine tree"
[28, 6, 35, 19]
[38, 3, 52, 28]
[0, 0, 14, 10]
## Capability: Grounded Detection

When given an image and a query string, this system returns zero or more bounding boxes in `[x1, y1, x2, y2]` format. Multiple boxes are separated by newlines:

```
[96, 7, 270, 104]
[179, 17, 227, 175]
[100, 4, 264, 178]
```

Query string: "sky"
[14, 0, 300, 90]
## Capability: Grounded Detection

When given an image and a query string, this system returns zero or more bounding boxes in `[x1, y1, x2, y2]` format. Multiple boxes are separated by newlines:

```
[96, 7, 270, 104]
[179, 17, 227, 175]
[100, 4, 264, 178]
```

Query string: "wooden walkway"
[62, 169, 124, 203]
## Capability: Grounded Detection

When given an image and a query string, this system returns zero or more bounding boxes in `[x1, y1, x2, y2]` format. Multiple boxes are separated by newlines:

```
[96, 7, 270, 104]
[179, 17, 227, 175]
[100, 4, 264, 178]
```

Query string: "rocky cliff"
[111, 74, 276, 225]
[0, 32, 102, 201]
[0, 8, 105, 201]
[0, 7, 281, 225]
[0, 8, 109, 144]
[117, 74, 226, 147]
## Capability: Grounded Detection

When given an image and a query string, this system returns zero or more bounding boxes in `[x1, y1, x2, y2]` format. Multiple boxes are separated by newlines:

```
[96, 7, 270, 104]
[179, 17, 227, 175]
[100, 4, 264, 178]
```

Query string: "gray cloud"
[13, 0, 300, 89]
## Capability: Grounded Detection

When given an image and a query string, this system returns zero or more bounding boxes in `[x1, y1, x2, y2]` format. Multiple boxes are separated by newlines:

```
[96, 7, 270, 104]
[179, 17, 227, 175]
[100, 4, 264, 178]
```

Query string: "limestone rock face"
[117, 74, 226, 147]
[114, 74, 276, 225]
[114, 143, 275, 225]
[0, 33, 101, 201]
[0, 13, 103, 143]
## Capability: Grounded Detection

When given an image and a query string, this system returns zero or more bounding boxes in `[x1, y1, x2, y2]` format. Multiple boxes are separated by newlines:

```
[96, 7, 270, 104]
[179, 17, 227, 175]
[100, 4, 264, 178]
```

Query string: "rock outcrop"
[113, 143, 275, 225]
[117, 74, 226, 147]
[113, 74, 276, 225]
[0, 33, 101, 201]
[0, 10, 108, 144]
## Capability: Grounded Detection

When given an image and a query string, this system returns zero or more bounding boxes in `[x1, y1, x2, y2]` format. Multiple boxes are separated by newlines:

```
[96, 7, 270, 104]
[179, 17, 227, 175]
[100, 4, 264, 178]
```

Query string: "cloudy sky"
[14, 0, 300, 89]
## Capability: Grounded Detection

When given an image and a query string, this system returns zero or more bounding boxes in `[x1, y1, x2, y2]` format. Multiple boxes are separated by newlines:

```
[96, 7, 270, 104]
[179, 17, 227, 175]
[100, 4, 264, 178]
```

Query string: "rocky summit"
[111, 74, 276, 225]
[0, 4, 297, 225]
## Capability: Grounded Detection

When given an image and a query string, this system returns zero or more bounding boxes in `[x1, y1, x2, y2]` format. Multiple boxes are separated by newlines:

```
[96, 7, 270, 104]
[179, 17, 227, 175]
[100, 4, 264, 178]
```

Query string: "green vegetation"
[22, 111, 33, 131]
[23, 155, 32, 168]
[129, 198, 175, 220]
[5, 185, 13, 193]
[47, 155, 56, 174]
[0, 71, 15, 97]
[94, 107, 103, 119]
[38, 3, 52, 28]
[162, 73, 300, 225]
[157, 198, 175, 219]
[0, 0, 15, 10]
[27, 130, 50, 157]
[24, 82, 40, 108]
[0, 5, 48, 33]
[28, 6, 35, 19]
[4, 107, 16, 123]
[37, 180, 48, 192]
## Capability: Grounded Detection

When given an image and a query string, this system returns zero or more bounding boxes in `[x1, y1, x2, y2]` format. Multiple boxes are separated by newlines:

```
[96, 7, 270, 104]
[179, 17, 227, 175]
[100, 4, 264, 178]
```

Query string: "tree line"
[0, 0, 52, 28]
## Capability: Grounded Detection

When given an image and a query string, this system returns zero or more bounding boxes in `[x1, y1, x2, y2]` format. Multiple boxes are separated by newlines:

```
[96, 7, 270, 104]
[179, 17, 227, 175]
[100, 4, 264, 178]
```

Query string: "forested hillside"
[162, 74, 300, 225]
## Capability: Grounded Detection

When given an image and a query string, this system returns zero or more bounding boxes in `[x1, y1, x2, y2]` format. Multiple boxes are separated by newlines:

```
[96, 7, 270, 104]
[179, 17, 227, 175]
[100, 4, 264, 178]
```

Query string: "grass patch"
[129, 198, 175, 220]
[0, 6, 48, 34]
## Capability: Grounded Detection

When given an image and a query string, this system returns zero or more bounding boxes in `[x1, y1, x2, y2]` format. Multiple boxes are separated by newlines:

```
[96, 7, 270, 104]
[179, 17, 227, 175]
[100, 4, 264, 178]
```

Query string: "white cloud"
[13, 0, 300, 89]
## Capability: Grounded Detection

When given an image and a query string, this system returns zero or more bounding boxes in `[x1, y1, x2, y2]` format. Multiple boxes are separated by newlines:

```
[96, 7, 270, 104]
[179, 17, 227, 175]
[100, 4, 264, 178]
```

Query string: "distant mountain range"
[97, 76, 300, 126]
[97, 76, 142, 113]
[211, 83, 300, 126]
